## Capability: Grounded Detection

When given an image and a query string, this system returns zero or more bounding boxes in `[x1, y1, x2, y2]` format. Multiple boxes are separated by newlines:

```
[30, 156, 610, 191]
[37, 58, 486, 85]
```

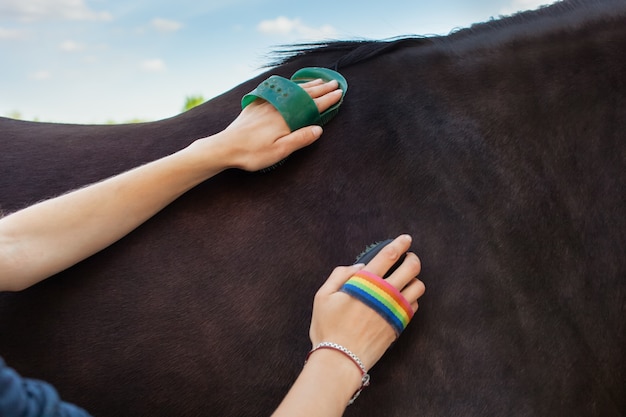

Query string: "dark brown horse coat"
[1, 0, 624, 415]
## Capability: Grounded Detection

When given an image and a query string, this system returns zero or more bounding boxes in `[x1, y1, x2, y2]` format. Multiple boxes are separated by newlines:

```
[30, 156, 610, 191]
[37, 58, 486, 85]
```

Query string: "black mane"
[269, 0, 621, 70]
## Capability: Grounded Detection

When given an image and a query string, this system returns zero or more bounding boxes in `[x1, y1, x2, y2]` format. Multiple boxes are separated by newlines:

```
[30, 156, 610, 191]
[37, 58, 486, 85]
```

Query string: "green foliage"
[182, 95, 205, 112]
[5, 110, 22, 120]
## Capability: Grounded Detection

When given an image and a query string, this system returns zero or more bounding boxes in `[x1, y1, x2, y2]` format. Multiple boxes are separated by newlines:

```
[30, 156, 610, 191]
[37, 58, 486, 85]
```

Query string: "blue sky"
[0, 0, 555, 124]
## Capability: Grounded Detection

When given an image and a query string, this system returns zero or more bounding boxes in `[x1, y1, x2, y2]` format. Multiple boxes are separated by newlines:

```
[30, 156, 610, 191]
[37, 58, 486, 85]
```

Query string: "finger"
[399, 278, 426, 305]
[362, 234, 412, 278]
[275, 125, 323, 155]
[313, 89, 343, 113]
[316, 264, 365, 296]
[385, 252, 421, 289]
[298, 78, 325, 88]
[302, 79, 339, 99]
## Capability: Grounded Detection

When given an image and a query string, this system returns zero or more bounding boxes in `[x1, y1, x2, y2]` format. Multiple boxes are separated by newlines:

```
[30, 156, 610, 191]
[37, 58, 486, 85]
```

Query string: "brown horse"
[1, 0, 624, 415]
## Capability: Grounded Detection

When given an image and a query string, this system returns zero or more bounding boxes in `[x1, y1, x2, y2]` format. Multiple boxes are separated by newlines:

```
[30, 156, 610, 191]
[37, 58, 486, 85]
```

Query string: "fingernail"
[352, 263, 365, 268]
[311, 126, 323, 136]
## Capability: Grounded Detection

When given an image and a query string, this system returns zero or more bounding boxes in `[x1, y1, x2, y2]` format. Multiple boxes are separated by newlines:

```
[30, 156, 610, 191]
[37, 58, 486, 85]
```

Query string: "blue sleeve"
[0, 357, 91, 417]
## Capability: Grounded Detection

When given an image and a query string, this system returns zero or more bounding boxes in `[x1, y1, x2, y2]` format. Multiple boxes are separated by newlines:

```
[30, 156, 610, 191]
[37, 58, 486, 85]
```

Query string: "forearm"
[0, 80, 338, 291]
[0, 135, 228, 291]
[272, 349, 362, 417]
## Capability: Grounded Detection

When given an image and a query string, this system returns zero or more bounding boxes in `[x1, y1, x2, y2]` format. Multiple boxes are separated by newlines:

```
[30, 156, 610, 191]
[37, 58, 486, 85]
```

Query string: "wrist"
[176, 134, 233, 178]
[304, 346, 365, 401]
[272, 348, 363, 417]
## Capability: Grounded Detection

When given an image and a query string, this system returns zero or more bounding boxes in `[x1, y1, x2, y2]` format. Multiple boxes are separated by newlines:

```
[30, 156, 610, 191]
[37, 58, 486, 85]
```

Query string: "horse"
[1, 0, 624, 415]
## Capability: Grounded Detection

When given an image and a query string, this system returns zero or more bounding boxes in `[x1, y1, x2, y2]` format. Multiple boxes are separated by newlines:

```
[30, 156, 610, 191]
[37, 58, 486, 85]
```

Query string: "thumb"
[278, 125, 323, 151]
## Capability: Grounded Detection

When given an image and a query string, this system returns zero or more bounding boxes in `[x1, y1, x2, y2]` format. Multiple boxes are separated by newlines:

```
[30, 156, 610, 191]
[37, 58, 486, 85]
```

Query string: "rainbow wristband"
[340, 270, 414, 336]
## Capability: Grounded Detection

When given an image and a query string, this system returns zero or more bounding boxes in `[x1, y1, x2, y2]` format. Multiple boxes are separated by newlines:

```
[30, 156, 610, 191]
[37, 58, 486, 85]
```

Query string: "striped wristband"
[340, 270, 414, 336]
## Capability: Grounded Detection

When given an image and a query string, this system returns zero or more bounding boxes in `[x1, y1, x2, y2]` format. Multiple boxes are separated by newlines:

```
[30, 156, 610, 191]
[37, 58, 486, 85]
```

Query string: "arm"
[272, 235, 426, 417]
[0, 80, 343, 291]
[271, 346, 364, 417]
[0, 357, 91, 417]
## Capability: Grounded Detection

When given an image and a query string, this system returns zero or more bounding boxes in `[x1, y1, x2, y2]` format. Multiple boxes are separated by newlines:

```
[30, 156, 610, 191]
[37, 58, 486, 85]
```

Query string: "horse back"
[0, 0, 624, 415]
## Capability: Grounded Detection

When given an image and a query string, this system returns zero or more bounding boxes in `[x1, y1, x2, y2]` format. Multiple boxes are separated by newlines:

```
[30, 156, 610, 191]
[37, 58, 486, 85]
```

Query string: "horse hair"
[267, 0, 622, 70]
[1, 0, 624, 415]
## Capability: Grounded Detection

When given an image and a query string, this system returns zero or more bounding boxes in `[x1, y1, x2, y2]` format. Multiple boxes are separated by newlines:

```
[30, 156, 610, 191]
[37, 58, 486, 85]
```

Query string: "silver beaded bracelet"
[305, 341, 371, 405]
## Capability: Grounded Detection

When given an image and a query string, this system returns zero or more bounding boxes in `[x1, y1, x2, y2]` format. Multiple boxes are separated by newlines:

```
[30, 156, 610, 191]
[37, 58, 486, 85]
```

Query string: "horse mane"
[267, 37, 432, 70]
[267, 0, 620, 70]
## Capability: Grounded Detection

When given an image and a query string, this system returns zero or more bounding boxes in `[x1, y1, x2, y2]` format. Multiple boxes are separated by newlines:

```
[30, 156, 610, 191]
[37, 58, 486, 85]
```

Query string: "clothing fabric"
[0, 357, 91, 417]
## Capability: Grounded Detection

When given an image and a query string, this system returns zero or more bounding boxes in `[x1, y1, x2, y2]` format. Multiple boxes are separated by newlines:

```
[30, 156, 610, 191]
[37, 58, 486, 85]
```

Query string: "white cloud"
[257, 16, 336, 40]
[0, 0, 112, 22]
[141, 59, 166, 73]
[151, 18, 183, 33]
[29, 70, 51, 80]
[258, 16, 299, 35]
[500, 0, 558, 14]
[59, 40, 85, 52]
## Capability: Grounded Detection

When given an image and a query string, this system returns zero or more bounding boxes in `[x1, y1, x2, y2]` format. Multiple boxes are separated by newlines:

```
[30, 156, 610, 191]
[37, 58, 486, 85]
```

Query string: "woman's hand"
[188, 79, 343, 172]
[309, 234, 425, 370]
[272, 235, 425, 417]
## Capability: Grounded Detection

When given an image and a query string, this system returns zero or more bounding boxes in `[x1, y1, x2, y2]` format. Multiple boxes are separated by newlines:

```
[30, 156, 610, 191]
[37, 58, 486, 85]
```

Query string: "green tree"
[5, 110, 22, 120]
[182, 95, 205, 112]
